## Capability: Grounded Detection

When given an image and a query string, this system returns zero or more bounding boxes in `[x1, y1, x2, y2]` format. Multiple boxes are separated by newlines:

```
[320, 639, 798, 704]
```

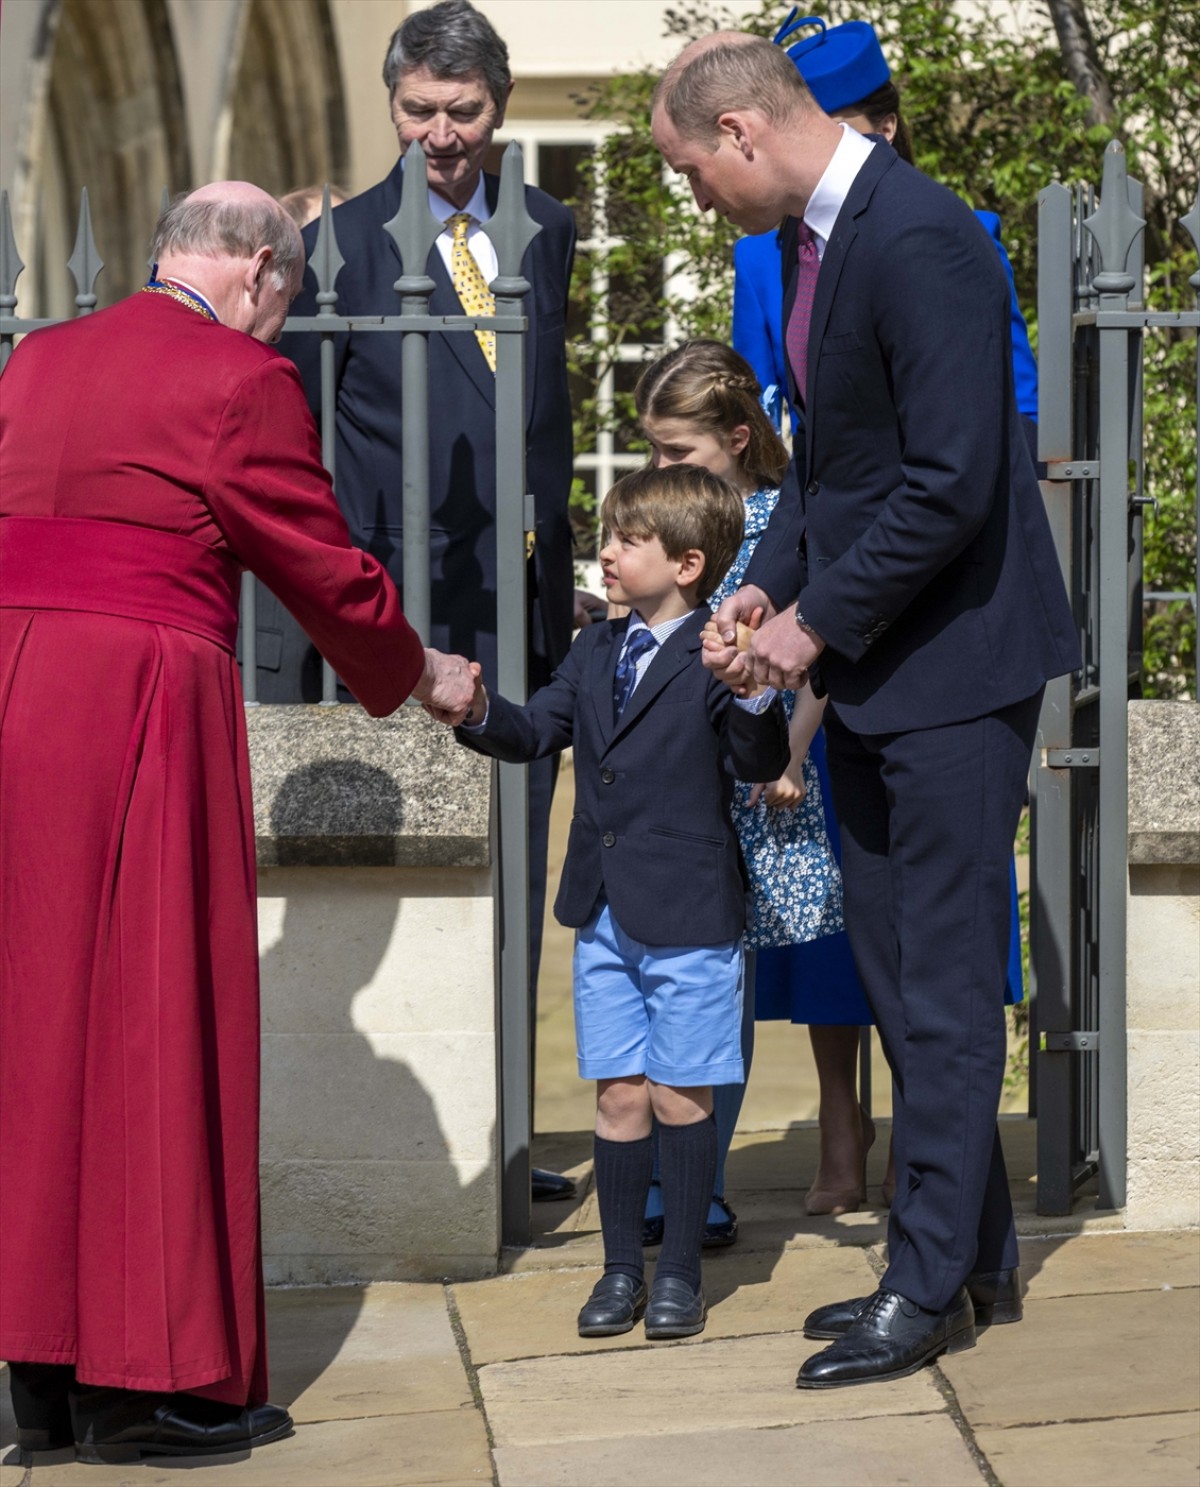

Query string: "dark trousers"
[823, 688, 1043, 1312]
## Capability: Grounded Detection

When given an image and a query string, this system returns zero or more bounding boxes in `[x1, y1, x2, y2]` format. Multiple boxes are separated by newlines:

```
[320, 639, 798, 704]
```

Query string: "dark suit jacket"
[746, 146, 1080, 735]
[252, 157, 576, 699]
[456, 609, 790, 946]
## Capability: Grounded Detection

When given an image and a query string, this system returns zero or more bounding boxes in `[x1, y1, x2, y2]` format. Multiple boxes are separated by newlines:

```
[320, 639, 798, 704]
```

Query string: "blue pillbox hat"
[773, 11, 891, 114]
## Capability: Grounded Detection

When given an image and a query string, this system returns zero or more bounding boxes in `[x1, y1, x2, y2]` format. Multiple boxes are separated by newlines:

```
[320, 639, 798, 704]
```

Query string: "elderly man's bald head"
[151, 182, 303, 292]
[653, 31, 815, 145]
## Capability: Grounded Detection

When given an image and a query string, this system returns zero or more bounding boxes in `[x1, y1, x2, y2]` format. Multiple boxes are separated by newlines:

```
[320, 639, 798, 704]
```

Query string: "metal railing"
[1032, 140, 1199, 1214]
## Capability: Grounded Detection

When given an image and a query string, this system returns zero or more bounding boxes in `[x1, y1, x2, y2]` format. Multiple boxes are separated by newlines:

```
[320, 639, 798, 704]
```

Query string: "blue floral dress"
[711, 487, 844, 951]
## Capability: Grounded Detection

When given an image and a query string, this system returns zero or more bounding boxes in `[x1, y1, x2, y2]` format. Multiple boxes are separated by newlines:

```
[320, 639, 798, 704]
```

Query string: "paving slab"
[454, 1245, 879, 1364]
[941, 1285, 1200, 1428]
[1018, 1230, 1200, 1300]
[5, 1410, 492, 1487]
[478, 1331, 946, 1448]
[976, 1410, 1200, 1487]
[265, 1283, 470, 1423]
[494, 1410, 986, 1487]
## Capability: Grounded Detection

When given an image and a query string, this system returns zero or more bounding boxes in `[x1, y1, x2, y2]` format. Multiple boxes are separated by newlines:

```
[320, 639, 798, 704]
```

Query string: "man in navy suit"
[653, 34, 1080, 1387]
[255, 0, 582, 1200]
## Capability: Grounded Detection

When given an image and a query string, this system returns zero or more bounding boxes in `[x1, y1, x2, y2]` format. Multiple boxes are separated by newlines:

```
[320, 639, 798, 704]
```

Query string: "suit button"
[600, 768, 615, 784]
[806, 479, 819, 496]
[602, 831, 616, 847]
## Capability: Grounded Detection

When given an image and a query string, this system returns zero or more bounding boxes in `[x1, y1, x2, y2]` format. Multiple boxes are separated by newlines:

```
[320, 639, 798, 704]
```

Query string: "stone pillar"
[1125, 701, 1200, 1230]
[247, 705, 500, 1281]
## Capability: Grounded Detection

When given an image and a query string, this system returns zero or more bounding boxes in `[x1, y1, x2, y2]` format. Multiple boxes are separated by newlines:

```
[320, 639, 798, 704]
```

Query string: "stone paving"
[4, 1131, 1198, 1487]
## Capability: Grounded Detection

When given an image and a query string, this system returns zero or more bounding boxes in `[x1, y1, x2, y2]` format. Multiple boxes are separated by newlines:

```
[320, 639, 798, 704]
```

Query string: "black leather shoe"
[644, 1276, 707, 1339]
[9, 1362, 74, 1452]
[532, 1167, 577, 1202]
[71, 1387, 294, 1464]
[702, 1195, 738, 1249]
[577, 1273, 647, 1337]
[796, 1286, 975, 1388]
[804, 1267, 1024, 1340]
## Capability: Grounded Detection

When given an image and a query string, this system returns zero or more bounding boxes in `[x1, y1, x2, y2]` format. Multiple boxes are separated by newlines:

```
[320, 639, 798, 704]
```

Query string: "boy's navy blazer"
[457, 608, 790, 947]
[745, 145, 1080, 735]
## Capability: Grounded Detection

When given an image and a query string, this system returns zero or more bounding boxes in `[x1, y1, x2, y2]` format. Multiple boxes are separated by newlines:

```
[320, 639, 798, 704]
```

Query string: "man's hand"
[411, 648, 480, 725]
[574, 588, 607, 627]
[746, 606, 825, 691]
[702, 584, 774, 693]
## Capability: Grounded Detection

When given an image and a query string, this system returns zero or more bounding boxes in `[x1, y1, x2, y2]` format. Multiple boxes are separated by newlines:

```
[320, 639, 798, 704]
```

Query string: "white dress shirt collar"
[422, 171, 491, 227]
[804, 124, 875, 253]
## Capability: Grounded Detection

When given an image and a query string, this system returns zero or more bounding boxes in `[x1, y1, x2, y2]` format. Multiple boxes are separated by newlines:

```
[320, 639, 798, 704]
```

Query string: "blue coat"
[457, 608, 790, 946]
[745, 145, 1079, 735]
[733, 208, 1039, 427]
[251, 158, 577, 698]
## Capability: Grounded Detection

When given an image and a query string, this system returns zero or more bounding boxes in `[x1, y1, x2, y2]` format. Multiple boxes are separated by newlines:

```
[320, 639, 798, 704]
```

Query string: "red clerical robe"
[0, 292, 425, 1404]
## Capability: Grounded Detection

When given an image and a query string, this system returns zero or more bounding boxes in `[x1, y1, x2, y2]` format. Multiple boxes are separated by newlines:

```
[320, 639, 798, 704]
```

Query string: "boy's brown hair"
[600, 464, 744, 603]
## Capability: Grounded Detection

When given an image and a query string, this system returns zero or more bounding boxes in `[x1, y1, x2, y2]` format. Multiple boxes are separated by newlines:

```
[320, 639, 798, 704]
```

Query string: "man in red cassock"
[0, 181, 476, 1464]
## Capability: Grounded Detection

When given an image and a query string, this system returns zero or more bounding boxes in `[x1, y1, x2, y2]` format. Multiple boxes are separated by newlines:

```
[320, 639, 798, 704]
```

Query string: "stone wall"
[248, 704, 501, 1282]
[1125, 701, 1200, 1230]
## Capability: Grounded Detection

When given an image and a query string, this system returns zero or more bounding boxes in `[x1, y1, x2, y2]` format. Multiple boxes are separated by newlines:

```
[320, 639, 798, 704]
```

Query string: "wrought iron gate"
[1031, 140, 1199, 1213]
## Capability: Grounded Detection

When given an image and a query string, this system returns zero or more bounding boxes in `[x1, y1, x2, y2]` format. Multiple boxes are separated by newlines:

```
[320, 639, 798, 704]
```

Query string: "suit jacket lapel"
[804, 143, 896, 473]
[608, 610, 705, 746]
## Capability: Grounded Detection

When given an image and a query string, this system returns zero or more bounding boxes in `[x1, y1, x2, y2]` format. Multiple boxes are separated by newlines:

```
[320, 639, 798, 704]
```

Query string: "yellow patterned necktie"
[448, 212, 496, 373]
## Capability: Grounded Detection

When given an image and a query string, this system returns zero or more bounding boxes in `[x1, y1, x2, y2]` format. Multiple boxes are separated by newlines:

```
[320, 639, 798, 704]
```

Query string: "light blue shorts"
[572, 902, 745, 1086]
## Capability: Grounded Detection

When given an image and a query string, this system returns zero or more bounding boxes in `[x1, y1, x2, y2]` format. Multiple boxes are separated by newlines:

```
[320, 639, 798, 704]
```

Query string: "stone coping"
[246, 704, 491, 868]
[1128, 701, 1199, 866]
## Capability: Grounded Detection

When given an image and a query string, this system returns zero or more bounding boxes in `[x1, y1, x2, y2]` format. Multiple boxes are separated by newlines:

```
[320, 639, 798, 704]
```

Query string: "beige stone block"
[258, 867, 494, 1038]
[1127, 867, 1200, 1032]
[976, 1411, 1200, 1487]
[1019, 1231, 1200, 1298]
[941, 1287, 1200, 1428]
[261, 1157, 497, 1281]
[494, 1411, 984, 1487]
[1128, 1030, 1200, 1166]
[478, 1332, 945, 1448]
[455, 1245, 880, 1365]
[1126, 1158, 1200, 1232]
[262, 1031, 496, 1165]
[266, 1284, 472, 1423]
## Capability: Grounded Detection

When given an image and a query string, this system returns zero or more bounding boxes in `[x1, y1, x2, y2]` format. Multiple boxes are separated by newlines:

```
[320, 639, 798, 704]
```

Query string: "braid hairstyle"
[634, 340, 790, 491]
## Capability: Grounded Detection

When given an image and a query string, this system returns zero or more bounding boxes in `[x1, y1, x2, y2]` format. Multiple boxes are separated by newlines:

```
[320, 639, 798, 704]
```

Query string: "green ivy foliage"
[566, 0, 1198, 696]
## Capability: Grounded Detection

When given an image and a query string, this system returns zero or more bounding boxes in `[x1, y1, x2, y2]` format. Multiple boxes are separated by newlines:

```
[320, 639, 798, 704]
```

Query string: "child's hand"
[747, 769, 806, 810]
[702, 615, 766, 697]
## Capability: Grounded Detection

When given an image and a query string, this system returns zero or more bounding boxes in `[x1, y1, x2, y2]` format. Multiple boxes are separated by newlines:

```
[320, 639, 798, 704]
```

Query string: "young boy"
[451, 464, 789, 1339]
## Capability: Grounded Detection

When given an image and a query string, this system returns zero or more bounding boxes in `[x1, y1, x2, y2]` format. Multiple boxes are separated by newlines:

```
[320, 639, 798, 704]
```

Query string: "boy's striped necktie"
[613, 627, 658, 719]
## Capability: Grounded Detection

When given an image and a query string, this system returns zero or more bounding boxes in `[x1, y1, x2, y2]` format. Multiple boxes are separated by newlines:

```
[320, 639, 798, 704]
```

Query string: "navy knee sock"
[594, 1132, 653, 1282]
[655, 1116, 718, 1292]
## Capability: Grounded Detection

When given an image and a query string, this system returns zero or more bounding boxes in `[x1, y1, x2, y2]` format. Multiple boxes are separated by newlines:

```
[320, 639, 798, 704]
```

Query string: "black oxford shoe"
[577, 1273, 647, 1337]
[644, 1276, 707, 1340]
[71, 1388, 294, 1464]
[796, 1285, 975, 1389]
[803, 1266, 1023, 1340]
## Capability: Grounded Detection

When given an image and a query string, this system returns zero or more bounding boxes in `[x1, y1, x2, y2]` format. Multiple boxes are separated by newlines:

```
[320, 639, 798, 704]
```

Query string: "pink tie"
[785, 220, 820, 407]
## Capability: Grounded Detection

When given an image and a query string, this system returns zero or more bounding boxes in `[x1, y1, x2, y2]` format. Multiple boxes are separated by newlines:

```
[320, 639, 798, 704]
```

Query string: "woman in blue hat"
[732, 12, 1033, 1218]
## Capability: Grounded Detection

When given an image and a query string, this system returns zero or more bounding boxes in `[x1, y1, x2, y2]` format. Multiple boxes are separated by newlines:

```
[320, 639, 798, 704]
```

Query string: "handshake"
[410, 648, 482, 726]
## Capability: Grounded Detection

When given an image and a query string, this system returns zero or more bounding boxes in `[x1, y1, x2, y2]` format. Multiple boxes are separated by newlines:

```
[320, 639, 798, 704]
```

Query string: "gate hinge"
[1046, 461, 1100, 481]
[1041, 1031, 1100, 1052]
[1046, 748, 1100, 768]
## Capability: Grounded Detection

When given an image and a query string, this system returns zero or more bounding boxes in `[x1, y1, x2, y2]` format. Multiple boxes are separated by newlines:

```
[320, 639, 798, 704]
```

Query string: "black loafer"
[804, 1266, 1024, 1340]
[532, 1168, 577, 1202]
[72, 1389, 294, 1465]
[702, 1195, 738, 1249]
[796, 1286, 975, 1389]
[577, 1273, 647, 1337]
[9, 1362, 74, 1452]
[644, 1276, 707, 1339]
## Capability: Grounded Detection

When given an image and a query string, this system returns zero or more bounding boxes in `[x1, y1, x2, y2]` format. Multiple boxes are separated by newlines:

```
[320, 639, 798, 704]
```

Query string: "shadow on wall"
[257, 761, 497, 1408]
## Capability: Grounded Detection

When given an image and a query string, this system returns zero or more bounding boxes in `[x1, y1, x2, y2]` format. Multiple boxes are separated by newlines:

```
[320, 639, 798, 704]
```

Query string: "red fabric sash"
[0, 516, 241, 653]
